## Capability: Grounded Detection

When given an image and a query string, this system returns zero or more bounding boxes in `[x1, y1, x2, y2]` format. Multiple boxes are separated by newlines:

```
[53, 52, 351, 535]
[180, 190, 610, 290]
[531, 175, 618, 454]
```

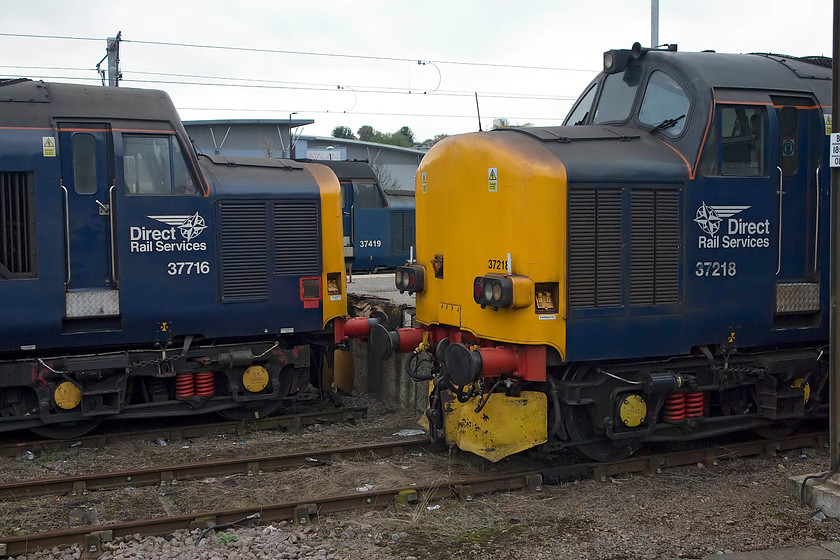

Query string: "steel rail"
[0, 431, 827, 558]
[0, 407, 367, 458]
[0, 436, 439, 500]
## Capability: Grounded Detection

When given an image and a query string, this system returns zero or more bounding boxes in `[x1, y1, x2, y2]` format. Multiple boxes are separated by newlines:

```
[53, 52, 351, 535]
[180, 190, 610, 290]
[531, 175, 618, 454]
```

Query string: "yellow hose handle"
[415, 331, 431, 354]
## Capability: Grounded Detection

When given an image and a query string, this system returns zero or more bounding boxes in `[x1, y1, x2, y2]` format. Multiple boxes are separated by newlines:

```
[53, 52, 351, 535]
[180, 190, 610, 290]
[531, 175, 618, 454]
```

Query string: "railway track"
[0, 430, 827, 558]
[0, 436, 440, 500]
[0, 406, 367, 458]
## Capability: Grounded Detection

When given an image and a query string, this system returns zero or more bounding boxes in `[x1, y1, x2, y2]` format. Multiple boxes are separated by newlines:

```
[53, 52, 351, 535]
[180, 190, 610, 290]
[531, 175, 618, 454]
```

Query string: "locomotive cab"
[383, 45, 831, 461]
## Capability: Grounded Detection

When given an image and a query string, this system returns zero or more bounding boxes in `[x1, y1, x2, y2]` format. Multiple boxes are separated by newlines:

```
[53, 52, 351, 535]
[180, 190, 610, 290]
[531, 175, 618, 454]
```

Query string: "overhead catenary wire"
[177, 106, 564, 123]
[0, 67, 580, 102]
[0, 32, 597, 74]
[0, 72, 563, 122]
[0, 32, 588, 130]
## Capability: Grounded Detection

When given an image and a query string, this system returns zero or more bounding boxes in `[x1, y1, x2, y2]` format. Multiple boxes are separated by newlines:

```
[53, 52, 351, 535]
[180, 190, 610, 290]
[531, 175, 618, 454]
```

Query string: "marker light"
[395, 264, 426, 295]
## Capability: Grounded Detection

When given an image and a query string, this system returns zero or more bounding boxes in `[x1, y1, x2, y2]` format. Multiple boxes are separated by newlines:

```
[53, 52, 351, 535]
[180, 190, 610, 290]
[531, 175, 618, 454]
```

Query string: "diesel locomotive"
[0, 79, 346, 438]
[307, 160, 415, 273]
[375, 44, 833, 461]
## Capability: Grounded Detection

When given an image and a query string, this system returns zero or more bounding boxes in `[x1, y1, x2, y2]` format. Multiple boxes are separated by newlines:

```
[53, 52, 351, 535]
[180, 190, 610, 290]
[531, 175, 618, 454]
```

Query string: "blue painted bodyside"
[1, 123, 326, 355]
[562, 103, 829, 362]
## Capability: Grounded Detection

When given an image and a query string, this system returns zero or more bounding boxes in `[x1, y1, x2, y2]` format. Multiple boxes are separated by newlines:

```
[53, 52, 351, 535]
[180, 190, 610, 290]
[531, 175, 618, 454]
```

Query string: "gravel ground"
[2, 393, 839, 560]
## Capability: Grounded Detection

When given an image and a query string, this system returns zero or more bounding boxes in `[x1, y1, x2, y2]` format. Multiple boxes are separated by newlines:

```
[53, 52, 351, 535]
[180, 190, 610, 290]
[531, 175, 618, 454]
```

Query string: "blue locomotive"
[0, 79, 347, 438]
[305, 160, 415, 273]
[376, 44, 832, 461]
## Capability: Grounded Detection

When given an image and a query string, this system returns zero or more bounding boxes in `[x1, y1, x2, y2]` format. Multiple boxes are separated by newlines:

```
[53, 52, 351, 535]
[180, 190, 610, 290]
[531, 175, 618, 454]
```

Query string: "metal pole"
[830, 0, 840, 471]
[106, 32, 121, 87]
[651, 0, 659, 48]
[288, 113, 297, 158]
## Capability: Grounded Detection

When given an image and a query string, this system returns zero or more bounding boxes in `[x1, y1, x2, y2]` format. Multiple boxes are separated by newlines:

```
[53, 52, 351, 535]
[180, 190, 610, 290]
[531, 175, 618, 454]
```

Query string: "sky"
[1, 0, 835, 143]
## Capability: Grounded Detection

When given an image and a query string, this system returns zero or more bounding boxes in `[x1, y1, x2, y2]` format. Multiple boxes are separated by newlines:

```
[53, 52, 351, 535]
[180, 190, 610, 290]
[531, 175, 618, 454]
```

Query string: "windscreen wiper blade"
[650, 114, 685, 134]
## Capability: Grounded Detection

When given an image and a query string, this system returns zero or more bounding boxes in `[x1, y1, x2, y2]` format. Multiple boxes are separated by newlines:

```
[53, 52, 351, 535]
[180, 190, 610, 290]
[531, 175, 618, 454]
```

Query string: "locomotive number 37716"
[168, 261, 211, 275]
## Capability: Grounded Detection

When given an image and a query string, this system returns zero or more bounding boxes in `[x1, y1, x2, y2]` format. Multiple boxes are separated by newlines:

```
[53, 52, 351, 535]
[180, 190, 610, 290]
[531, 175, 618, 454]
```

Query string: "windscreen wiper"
[650, 114, 685, 134]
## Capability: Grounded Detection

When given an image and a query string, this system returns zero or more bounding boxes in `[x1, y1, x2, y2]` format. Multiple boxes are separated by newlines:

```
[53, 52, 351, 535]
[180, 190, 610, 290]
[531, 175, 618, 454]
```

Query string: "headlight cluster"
[472, 274, 534, 310]
[395, 264, 426, 295]
[473, 275, 514, 309]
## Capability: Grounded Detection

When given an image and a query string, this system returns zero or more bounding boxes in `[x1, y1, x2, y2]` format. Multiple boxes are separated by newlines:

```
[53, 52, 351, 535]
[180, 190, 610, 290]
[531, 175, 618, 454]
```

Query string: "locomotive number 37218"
[695, 261, 737, 277]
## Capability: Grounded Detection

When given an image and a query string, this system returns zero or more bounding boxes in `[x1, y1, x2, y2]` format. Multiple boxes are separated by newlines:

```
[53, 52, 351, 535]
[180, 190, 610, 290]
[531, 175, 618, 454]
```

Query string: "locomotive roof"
[306, 159, 378, 181]
[632, 49, 832, 106]
[198, 153, 322, 197]
[499, 47, 834, 182]
[0, 79, 183, 127]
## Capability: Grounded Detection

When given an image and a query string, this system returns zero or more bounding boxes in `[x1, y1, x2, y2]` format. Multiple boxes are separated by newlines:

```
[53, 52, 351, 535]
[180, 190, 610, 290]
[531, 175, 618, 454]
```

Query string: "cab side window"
[638, 70, 690, 136]
[700, 106, 766, 176]
[72, 133, 98, 194]
[354, 181, 385, 208]
[123, 135, 197, 195]
[565, 84, 597, 126]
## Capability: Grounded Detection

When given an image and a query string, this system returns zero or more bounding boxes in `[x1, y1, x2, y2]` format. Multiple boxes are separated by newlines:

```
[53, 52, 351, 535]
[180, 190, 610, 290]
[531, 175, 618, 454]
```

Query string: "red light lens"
[407, 273, 415, 288]
[474, 279, 483, 300]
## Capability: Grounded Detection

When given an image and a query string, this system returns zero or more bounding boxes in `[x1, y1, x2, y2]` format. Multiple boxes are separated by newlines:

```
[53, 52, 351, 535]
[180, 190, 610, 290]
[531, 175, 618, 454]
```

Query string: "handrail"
[350, 203, 355, 248]
[108, 183, 119, 287]
[776, 166, 784, 276]
[60, 181, 71, 288]
[814, 165, 820, 274]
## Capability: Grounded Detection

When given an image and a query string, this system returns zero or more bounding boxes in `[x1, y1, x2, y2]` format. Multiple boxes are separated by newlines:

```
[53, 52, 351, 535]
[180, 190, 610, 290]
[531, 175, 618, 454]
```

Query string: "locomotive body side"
[381, 48, 832, 461]
[0, 80, 346, 436]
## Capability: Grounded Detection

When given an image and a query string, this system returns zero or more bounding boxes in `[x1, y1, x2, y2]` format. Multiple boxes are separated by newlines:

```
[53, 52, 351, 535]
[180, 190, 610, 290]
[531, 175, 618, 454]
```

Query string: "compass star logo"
[178, 212, 207, 241]
[694, 202, 722, 235]
[148, 213, 208, 241]
[693, 203, 751, 236]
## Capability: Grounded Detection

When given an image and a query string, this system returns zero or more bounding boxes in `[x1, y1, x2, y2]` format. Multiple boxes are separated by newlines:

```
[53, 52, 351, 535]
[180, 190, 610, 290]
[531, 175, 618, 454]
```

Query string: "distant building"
[183, 119, 425, 190]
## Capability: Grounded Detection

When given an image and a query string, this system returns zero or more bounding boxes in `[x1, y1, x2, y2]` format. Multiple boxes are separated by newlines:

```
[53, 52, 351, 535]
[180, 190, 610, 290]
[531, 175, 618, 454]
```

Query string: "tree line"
[331, 125, 448, 148]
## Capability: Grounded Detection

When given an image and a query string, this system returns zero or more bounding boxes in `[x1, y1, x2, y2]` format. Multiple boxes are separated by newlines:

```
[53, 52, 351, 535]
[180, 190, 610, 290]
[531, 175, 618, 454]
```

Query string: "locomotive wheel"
[560, 368, 642, 462]
[753, 420, 801, 439]
[30, 420, 101, 440]
[563, 404, 642, 462]
[218, 400, 284, 421]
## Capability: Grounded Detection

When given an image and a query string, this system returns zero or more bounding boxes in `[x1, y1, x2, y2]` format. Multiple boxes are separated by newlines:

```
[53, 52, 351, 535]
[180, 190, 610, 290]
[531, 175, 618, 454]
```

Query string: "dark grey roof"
[0, 80, 182, 128]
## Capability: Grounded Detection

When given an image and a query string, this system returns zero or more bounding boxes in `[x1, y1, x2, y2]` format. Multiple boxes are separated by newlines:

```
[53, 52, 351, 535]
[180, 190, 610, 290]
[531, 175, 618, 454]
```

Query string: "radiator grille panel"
[630, 188, 680, 306]
[568, 187, 622, 309]
[274, 201, 320, 275]
[0, 172, 34, 277]
[391, 210, 415, 253]
[219, 203, 268, 300]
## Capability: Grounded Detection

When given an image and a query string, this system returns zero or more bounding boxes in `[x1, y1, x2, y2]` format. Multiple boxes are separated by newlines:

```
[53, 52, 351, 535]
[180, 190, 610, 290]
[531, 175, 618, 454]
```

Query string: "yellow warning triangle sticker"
[488, 169, 497, 180]
[43, 138, 54, 147]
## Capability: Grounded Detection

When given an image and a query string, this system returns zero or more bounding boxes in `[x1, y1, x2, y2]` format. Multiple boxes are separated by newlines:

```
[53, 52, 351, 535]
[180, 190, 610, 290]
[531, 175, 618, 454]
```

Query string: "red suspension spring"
[663, 393, 686, 422]
[684, 391, 705, 418]
[194, 372, 215, 397]
[175, 373, 195, 399]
